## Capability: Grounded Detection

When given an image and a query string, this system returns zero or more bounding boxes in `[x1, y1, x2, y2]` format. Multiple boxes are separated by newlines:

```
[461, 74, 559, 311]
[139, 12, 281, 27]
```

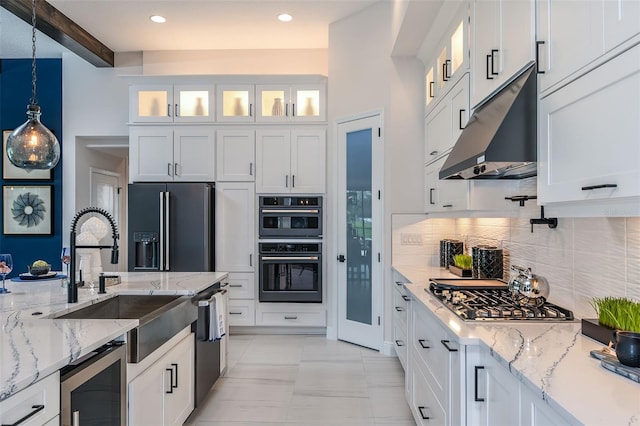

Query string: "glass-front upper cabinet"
[256, 84, 326, 122]
[216, 85, 255, 122]
[129, 84, 215, 123]
[438, 18, 468, 93]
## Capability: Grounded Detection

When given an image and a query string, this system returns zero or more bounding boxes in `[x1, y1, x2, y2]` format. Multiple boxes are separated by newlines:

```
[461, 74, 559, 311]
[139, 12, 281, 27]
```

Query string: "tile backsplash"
[392, 208, 640, 319]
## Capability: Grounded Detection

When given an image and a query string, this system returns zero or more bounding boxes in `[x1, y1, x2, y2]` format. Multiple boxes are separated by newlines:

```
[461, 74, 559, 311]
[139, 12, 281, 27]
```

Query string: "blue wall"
[0, 59, 63, 278]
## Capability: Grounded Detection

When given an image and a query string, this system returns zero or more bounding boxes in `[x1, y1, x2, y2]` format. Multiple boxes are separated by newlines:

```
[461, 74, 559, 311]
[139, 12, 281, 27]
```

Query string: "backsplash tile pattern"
[392, 206, 639, 319]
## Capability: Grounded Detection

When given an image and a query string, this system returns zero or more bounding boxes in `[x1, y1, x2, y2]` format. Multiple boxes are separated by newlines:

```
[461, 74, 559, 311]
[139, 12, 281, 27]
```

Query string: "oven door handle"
[197, 289, 228, 306]
[260, 209, 319, 214]
[260, 256, 319, 261]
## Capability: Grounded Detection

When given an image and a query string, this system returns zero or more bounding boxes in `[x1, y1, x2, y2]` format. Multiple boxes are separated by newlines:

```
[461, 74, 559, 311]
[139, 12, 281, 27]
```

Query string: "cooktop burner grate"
[428, 281, 574, 321]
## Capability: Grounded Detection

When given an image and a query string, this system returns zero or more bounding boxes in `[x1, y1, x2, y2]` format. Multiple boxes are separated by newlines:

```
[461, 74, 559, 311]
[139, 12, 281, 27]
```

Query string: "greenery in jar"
[591, 297, 640, 332]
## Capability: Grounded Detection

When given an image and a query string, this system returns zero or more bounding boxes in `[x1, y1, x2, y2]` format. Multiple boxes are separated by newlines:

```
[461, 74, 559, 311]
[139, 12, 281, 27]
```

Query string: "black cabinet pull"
[229, 311, 243, 315]
[418, 339, 430, 349]
[284, 315, 298, 320]
[418, 406, 430, 420]
[442, 62, 449, 82]
[402, 295, 410, 301]
[395, 281, 403, 286]
[429, 150, 438, 156]
[2, 404, 45, 426]
[474, 366, 485, 402]
[486, 54, 493, 80]
[445, 59, 452, 79]
[395, 340, 405, 347]
[429, 81, 435, 98]
[581, 184, 617, 191]
[490, 49, 499, 76]
[535, 41, 546, 74]
[459, 109, 465, 129]
[171, 363, 179, 388]
[429, 188, 436, 205]
[395, 306, 404, 312]
[166, 368, 174, 393]
[442, 204, 453, 208]
[440, 340, 458, 352]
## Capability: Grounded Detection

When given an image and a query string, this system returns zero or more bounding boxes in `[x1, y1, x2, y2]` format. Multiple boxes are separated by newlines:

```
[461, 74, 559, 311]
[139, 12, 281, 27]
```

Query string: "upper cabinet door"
[173, 85, 215, 123]
[216, 129, 256, 182]
[256, 129, 291, 193]
[130, 127, 175, 182]
[290, 129, 326, 194]
[173, 127, 216, 182]
[130, 85, 174, 123]
[216, 85, 255, 122]
[256, 85, 291, 122]
[603, 0, 640, 52]
[291, 85, 326, 122]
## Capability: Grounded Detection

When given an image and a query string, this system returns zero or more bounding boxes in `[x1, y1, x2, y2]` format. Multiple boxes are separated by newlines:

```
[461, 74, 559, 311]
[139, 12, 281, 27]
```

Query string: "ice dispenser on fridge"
[133, 232, 159, 270]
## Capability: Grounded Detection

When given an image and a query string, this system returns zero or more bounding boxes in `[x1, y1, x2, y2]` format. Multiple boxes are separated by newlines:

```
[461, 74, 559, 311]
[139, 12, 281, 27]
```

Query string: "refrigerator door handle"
[159, 191, 165, 271]
[165, 191, 171, 271]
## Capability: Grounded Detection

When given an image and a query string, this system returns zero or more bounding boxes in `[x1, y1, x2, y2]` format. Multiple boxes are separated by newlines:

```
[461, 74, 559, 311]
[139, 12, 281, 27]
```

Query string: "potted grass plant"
[450, 254, 472, 277]
[585, 297, 640, 367]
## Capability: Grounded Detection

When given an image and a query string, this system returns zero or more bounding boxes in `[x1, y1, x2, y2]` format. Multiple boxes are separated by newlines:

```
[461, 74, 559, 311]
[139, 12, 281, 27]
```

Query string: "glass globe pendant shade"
[6, 104, 60, 170]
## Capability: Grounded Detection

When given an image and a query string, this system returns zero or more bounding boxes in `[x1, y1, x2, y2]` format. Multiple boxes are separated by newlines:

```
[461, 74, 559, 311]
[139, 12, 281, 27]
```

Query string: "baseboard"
[382, 340, 398, 357]
[229, 326, 327, 335]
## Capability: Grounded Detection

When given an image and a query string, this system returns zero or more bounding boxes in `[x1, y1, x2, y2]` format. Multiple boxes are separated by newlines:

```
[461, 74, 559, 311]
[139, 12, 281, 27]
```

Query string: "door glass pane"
[179, 90, 209, 117]
[261, 90, 286, 117]
[346, 129, 372, 325]
[451, 20, 465, 75]
[138, 91, 167, 117]
[70, 361, 122, 425]
[222, 90, 249, 117]
[296, 90, 320, 117]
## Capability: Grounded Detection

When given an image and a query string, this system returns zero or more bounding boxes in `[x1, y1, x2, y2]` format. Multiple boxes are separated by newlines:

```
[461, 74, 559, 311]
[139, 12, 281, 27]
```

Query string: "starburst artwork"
[3, 186, 52, 235]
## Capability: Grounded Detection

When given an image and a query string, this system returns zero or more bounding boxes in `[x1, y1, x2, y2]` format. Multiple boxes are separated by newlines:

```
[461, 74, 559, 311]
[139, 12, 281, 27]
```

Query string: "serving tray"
[590, 348, 640, 383]
[17, 272, 58, 280]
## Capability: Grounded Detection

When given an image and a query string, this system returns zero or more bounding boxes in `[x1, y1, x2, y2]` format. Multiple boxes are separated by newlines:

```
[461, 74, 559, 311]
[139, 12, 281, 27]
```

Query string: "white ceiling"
[2, 0, 381, 56]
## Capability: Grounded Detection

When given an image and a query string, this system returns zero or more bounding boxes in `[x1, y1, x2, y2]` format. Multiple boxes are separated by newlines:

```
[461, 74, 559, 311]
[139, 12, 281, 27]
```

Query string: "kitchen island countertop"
[0, 271, 228, 401]
[394, 264, 640, 426]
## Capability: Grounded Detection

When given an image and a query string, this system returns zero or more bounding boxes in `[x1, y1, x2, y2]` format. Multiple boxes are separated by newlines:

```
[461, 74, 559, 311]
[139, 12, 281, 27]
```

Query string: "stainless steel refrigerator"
[127, 183, 215, 272]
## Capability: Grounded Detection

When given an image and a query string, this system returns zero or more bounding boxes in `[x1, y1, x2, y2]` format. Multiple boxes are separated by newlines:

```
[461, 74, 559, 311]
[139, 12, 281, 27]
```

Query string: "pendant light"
[6, 0, 60, 170]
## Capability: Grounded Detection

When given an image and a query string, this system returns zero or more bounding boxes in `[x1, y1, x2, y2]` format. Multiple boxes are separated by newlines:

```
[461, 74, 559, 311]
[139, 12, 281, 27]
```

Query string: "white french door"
[336, 114, 383, 350]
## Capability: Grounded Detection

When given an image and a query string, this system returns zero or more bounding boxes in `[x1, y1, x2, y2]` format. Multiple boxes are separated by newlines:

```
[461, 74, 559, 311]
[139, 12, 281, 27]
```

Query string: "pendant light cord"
[30, 0, 38, 106]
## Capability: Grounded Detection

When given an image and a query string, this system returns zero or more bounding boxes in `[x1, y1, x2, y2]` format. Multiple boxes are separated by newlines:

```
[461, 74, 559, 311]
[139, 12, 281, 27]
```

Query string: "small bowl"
[28, 264, 51, 276]
[615, 331, 640, 368]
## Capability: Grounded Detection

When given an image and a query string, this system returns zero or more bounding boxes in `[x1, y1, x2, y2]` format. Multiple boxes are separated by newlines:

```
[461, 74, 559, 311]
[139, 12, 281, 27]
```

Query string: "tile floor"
[185, 334, 416, 426]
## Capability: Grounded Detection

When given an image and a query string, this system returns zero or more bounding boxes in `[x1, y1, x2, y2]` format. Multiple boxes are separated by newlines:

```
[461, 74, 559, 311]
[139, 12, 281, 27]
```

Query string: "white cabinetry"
[215, 182, 256, 326]
[392, 281, 410, 370]
[216, 129, 255, 182]
[216, 85, 255, 122]
[129, 332, 195, 426]
[520, 383, 572, 426]
[130, 84, 215, 123]
[538, 44, 640, 204]
[409, 299, 462, 426]
[470, 0, 534, 107]
[466, 344, 520, 426]
[536, 0, 640, 93]
[0, 372, 60, 426]
[130, 126, 215, 182]
[256, 128, 326, 194]
[256, 84, 326, 122]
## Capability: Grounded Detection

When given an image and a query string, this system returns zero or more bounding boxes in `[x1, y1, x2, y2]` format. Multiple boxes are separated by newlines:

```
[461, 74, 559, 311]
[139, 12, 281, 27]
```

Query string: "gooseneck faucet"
[68, 207, 119, 303]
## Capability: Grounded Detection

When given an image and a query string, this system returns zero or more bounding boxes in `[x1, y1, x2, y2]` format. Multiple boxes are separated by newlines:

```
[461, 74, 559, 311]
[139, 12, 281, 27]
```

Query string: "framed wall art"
[2, 130, 52, 180]
[3, 185, 52, 235]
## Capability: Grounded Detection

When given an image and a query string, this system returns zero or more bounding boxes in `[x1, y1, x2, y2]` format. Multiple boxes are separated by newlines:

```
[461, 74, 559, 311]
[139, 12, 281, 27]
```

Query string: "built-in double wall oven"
[258, 196, 323, 303]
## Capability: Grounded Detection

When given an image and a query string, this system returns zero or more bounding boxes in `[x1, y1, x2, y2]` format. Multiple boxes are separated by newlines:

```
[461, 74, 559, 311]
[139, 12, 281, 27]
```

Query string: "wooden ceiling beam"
[1, 0, 114, 67]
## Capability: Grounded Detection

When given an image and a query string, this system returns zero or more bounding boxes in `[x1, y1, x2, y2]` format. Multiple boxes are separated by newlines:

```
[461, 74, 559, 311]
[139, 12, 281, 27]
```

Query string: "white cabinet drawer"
[257, 310, 326, 326]
[393, 288, 409, 329]
[226, 272, 255, 299]
[0, 372, 60, 426]
[394, 323, 408, 371]
[410, 358, 448, 426]
[228, 300, 255, 326]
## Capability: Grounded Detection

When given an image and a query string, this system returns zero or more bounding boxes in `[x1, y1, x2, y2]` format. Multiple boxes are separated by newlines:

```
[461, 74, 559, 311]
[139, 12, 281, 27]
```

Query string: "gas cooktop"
[428, 278, 574, 321]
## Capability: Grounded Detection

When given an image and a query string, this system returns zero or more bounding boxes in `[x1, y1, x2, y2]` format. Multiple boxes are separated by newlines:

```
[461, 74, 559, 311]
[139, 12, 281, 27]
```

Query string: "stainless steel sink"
[57, 294, 197, 363]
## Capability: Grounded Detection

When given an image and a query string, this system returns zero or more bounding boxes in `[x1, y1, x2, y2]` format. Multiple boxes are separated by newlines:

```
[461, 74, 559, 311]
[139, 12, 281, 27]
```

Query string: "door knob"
[337, 254, 346, 263]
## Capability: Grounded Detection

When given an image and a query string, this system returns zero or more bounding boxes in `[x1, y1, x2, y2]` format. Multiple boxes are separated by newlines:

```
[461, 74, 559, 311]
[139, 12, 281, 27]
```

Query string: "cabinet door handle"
[490, 49, 499, 76]
[535, 41, 546, 74]
[429, 81, 435, 98]
[285, 103, 289, 117]
[395, 306, 404, 312]
[2, 404, 45, 426]
[229, 284, 242, 288]
[429, 188, 436, 205]
[418, 406, 431, 420]
[429, 150, 438, 156]
[474, 366, 485, 402]
[445, 59, 452, 79]
[442, 62, 449, 82]
[442, 204, 453, 208]
[229, 311, 243, 315]
[249, 162, 253, 176]
[249, 253, 253, 267]
[486, 54, 494, 80]
[167, 104, 171, 117]
[174, 163, 179, 176]
[285, 175, 289, 188]
[581, 184, 617, 191]
[440, 339, 458, 352]
[459, 109, 466, 129]
[249, 103, 253, 117]
[166, 368, 174, 393]
[175, 103, 180, 117]
[171, 363, 179, 388]
[395, 340, 404, 347]
[418, 339, 430, 349]
[284, 315, 298, 320]
[167, 163, 172, 176]
[292, 175, 295, 188]
[292, 103, 296, 116]
[402, 295, 410, 301]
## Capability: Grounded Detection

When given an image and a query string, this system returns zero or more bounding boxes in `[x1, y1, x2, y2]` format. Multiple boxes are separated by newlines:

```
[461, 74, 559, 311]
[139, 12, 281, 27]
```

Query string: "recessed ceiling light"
[278, 13, 293, 22]
[150, 15, 166, 24]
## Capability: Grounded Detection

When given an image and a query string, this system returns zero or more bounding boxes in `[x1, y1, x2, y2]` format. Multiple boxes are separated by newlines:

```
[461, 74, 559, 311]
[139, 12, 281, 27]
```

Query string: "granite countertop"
[393, 265, 640, 426]
[0, 271, 229, 402]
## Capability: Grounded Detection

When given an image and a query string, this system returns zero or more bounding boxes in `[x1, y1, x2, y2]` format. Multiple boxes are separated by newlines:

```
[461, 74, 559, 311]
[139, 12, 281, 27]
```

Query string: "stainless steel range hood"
[439, 62, 537, 180]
